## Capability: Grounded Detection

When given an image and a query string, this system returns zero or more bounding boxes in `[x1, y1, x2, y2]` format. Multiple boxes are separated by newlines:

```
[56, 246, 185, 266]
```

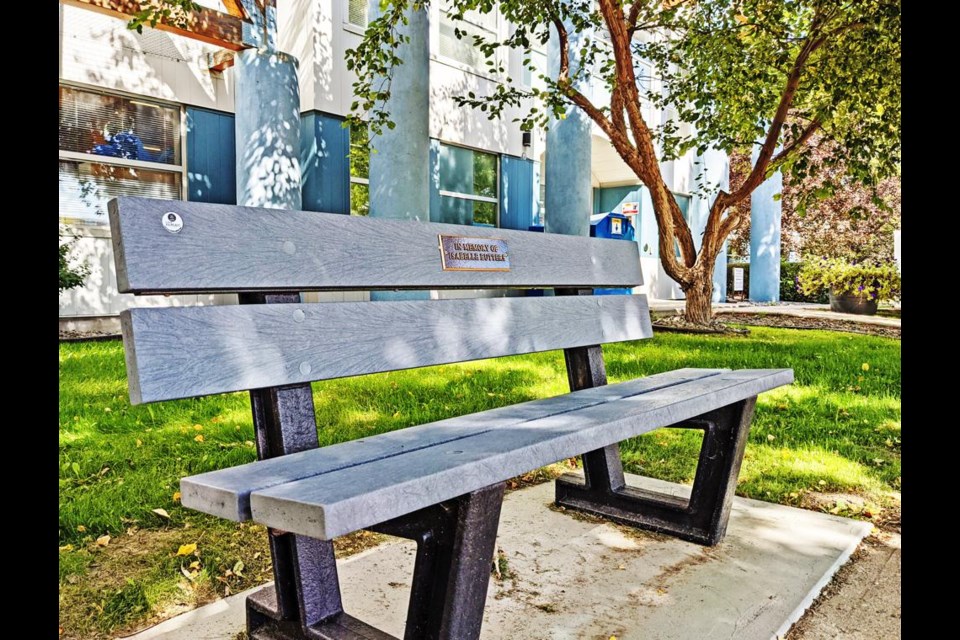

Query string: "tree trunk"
[682, 270, 715, 325]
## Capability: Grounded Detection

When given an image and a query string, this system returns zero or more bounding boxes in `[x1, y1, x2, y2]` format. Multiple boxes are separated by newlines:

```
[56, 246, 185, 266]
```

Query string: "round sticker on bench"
[162, 212, 184, 233]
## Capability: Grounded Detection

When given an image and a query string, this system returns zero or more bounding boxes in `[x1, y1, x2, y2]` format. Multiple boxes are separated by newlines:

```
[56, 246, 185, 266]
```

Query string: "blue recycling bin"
[590, 212, 635, 241]
[591, 212, 636, 295]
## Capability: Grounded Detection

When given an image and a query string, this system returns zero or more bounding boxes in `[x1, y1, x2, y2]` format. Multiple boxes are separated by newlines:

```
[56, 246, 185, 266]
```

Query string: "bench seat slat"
[183, 369, 793, 539]
[122, 294, 653, 404]
[249, 369, 792, 539]
[180, 368, 723, 521]
[109, 197, 643, 294]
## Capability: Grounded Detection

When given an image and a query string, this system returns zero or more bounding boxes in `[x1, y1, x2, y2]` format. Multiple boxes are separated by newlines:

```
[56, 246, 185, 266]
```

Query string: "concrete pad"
[125, 474, 870, 640]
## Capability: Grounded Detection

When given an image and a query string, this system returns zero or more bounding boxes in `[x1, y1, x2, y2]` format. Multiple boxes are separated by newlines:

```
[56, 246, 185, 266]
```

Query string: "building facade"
[58, 0, 730, 326]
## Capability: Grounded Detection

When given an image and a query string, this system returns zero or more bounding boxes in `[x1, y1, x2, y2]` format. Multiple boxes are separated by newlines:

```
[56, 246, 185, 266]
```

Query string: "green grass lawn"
[59, 327, 900, 639]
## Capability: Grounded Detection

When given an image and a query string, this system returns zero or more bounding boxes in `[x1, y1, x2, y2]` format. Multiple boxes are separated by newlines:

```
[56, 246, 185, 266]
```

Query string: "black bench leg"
[249, 483, 505, 640]
[556, 397, 758, 546]
[370, 482, 506, 640]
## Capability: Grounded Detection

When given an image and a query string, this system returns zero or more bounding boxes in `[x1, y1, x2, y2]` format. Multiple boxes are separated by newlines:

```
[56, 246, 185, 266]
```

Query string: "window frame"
[438, 141, 500, 228]
[58, 81, 187, 227]
[343, 0, 370, 34]
[348, 121, 370, 216]
[435, 2, 502, 79]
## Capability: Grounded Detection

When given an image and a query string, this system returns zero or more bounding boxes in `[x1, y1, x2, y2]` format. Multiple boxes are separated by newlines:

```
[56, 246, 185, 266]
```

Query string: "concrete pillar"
[366, 4, 431, 301]
[368, 6, 431, 222]
[545, 20, 592, 237]
[749, 152, 783, 302]
[234, 48, 302, 210]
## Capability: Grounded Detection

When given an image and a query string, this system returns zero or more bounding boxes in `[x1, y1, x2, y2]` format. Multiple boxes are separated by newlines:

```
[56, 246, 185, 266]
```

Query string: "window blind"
[59, 86, 181, 165]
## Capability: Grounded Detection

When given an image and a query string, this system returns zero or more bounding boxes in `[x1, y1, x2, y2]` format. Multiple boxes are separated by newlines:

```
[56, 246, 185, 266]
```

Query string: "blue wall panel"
[499, 156, 535, 231]
[186, 107, 236, 204]
[593, 186, 641, 215]
[301, 111, 350, 215]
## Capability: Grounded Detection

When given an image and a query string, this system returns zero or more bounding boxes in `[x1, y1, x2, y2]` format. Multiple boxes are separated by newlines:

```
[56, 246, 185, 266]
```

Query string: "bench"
[109, 196, 793, 640]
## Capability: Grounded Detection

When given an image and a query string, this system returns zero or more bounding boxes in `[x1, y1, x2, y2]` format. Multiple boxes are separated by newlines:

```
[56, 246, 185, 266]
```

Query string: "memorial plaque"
[439, 235, 511, 272]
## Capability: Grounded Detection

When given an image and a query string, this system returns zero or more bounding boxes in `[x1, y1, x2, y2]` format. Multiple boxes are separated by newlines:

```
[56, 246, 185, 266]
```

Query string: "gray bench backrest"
[110, 197, 653, 404]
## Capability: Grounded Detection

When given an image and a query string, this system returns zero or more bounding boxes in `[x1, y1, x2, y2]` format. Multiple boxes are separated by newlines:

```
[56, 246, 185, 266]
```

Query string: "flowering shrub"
[797, 258, 900, 301]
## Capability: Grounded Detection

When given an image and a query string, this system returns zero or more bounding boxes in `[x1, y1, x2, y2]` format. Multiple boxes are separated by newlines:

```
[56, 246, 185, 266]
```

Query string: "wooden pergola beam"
[62, 0, 249, 51]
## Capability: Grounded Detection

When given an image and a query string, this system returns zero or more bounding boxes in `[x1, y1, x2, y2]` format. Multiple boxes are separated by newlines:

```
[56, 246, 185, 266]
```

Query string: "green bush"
[59, 229, 88, 294]
[780, 261, 828, 303]
[798, 258, 901, 302]
[726, 262, 749, 298]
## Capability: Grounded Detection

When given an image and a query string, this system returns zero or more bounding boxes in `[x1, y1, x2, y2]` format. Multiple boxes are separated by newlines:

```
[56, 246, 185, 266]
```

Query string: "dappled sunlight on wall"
[59, 3, 234, 111]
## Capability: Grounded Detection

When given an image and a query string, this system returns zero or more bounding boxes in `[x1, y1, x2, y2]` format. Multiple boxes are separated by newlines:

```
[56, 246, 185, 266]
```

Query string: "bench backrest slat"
[122, 295, 653, 404]
[110, 198, 643, 294]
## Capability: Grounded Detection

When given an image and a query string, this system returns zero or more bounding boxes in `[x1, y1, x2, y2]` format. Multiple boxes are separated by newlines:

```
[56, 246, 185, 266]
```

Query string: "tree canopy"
[348, 0, 900, 322]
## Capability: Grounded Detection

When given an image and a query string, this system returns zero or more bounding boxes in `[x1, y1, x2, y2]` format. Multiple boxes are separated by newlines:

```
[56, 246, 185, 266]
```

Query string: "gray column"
[545, 20, 592, 237]
[368, 5, 431, 221]
[234, 48, 302, 210]
[749, 149, 782, 302]
[367, 4, 431, 301]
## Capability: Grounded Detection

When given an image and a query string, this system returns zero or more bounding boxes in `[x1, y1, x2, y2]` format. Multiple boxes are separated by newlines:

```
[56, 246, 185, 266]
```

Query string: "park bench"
[109, 196, 793, 640]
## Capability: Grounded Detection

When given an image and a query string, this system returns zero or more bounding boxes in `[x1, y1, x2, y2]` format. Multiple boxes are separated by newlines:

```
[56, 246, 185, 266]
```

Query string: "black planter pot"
[829, 291, 878, 315]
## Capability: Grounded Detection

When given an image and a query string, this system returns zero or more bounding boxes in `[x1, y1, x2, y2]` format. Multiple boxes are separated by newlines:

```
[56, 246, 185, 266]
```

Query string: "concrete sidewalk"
[649, 300, 901, 328]
[126, 474, 871, 640]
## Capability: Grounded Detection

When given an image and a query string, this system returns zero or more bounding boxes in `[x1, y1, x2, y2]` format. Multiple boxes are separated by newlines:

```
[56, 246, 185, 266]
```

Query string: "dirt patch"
[59, 329, 121, 342]
[786, 505, 900, 639]
[652, 313, 750, 335]
[715, 312, 900, 339]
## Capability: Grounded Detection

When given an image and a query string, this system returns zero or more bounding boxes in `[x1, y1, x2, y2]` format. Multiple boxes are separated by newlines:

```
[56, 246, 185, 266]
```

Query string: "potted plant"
[797, 258, 900, 315]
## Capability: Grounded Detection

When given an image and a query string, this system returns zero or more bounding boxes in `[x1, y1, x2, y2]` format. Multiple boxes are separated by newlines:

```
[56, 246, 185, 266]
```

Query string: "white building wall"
[59, 2, 240, 320]
[277, 1, 545, 157]
[59, 0, 715, 320]
[59, 2, 235, 111]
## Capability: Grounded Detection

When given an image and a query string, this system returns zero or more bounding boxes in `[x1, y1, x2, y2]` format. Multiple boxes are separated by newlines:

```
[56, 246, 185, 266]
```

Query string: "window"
[346, 0, 369, 28]
[521, 48, 547, 88]
[59, 85, 182, 226]
[438, 1, 498, 70]
[349, 122, 370, 216]
[439, 143, 499, 227]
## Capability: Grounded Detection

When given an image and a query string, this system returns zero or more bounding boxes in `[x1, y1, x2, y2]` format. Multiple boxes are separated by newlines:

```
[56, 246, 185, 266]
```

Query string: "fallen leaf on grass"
[152, 508, 170, 519]
[177, 543, 197, 556]
[96, 534, 111, 547]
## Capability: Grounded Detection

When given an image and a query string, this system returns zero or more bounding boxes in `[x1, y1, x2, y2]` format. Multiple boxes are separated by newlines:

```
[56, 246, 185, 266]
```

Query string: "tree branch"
[770, 119, 821, 168]
[705, 13, 834, 248]
[597, 0, 696, 272]
[626, 2, 642, 37]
